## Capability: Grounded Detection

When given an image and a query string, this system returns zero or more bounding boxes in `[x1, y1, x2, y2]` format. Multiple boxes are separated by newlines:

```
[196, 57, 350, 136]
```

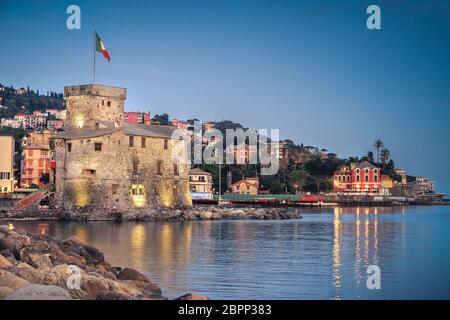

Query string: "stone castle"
[54, 84, 192, 212]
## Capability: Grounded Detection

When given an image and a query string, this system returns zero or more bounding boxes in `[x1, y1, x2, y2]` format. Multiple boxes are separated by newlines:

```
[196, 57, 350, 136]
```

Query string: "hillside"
[0, 83, 65, 119]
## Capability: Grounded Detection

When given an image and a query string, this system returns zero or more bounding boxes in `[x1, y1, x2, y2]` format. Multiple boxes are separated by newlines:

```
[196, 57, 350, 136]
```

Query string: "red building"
[333, 161, 380, 193]
[124, 112, 151, 125]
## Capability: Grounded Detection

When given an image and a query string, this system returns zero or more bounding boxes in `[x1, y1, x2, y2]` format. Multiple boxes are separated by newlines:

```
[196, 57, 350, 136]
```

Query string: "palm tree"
[374, 139, 384, 164]
[380, 148, 391, 167]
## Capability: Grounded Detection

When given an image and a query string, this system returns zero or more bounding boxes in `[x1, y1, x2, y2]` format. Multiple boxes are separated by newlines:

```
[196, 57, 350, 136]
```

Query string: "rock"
[199, 211, 213, 220]
[61, 236, 86, 248]
[0, 225, 10, 234]
[175, 293, 209, 300]
[115, 279, 163, 298]
[211, 212, 223, 220]
[61, 240, 104, 266]
[20, 247, 53, 269]
[49, 242, 86, 268]
[96, 291, 133, 300]
[4, 263, 45, 284]
[0, 286, 14, 299]
[80, 274, 111, 300]
[0, 231, 31, 257]
[116, 267, 150, 283]
[183, 211, 197, 220]
[5, 284, 72, 300]
[0, 254, 12, 268]
[0, 269, 30, 290]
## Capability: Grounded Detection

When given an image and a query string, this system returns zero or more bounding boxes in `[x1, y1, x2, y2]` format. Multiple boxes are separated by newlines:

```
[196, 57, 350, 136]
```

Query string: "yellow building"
[0, 136, 15, 193]
[21, 143, 51, 187]
[25, 129, 52, 146]
[189, 168, 213, 199]
[20, 130, 53, 187]
[230, 177, 259, 195]
[380, 175, 394, 189]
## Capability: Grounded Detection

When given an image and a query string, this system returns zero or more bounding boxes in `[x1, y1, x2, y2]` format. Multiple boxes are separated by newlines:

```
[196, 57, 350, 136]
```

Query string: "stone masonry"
[54, 84, 192, 213]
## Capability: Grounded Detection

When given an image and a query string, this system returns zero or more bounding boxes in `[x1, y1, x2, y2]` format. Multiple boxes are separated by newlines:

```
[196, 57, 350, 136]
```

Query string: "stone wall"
[54, 127, 192, 212]
[64, 84, 126, 129]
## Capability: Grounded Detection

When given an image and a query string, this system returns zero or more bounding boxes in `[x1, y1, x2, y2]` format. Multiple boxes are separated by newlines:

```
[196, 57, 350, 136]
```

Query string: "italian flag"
[95, 32, 110, 62]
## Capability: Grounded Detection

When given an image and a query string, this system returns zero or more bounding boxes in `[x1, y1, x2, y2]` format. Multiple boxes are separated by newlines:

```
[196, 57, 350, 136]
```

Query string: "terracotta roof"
[55, 121, 180, 140]
[123, 123, 178, 139]
[355, 160, 378, 169]
[189, 168, 212, 176]
[23, 143, 50, 150]
[55, 126, 120, 139]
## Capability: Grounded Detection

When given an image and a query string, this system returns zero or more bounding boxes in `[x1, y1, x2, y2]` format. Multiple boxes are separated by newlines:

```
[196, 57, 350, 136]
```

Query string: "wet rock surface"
[1, 206, 302, 222]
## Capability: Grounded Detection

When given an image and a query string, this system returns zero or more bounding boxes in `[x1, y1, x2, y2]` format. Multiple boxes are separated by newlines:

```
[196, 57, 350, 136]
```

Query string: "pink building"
[124, 112, 151, 125]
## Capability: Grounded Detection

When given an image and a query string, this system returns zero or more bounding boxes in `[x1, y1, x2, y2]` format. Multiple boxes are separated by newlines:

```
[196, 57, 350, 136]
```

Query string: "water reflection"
[4, 206, 450, 299]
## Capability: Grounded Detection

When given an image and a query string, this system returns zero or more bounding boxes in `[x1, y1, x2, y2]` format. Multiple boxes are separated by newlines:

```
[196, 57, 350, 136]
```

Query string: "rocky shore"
[0, 206, 302, 222]
[0, 224, 207, 300]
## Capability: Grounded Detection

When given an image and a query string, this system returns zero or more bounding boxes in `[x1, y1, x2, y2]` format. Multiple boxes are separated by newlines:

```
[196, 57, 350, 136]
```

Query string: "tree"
[153, 113, 169, 125]
[374, 139, 384, 164]
[380, 148, 391, 167]
[40, 173, 50, 184]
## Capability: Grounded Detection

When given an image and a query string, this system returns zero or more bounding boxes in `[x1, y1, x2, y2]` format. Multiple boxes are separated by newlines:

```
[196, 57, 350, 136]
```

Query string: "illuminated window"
[28, 150, 33, 156]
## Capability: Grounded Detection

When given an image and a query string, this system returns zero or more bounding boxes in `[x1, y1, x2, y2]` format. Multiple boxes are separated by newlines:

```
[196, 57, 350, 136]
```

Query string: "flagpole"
[93, 31, 96, 83]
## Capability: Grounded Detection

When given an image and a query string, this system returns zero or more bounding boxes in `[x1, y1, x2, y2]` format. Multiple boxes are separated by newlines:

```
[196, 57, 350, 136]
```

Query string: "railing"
[213, 194, 299, 201]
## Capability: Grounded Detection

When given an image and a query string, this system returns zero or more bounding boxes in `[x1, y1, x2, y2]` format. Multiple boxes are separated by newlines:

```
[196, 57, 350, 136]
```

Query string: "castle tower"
[64, 84, 127, 129]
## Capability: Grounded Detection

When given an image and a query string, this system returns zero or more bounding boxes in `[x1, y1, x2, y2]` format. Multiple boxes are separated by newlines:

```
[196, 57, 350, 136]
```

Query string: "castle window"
[133, 162, 138, 175]
[102, 100, 104, 106]
[107, 101, 111, 107]
[129, 136, 134, 147]
[67, 143, 72, 152]
[95, 122, 99, 129]
[141, 137, 146, 148]
[164, 139, 168, 150]
[94, 143, 102, 151]
[111, 184, 119, 195]
[157, 161, 163, 175]
[173, 164, 179, 176]
[82, 169, 96, 175]
[131, 184, 144, 196]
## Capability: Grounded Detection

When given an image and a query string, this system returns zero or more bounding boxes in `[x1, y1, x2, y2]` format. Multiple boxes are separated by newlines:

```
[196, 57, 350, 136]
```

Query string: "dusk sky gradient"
[0, 0, 449, 193]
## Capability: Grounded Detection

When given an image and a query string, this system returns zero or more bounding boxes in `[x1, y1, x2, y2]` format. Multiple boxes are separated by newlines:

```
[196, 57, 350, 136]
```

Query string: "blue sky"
[0, 0, 449, 193]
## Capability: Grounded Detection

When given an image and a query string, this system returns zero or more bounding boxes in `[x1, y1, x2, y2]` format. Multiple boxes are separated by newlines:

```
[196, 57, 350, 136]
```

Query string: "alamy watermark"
[66, 264, 82, 290]
[366, 265, 381, 290]
[171, 121, 281, 175]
